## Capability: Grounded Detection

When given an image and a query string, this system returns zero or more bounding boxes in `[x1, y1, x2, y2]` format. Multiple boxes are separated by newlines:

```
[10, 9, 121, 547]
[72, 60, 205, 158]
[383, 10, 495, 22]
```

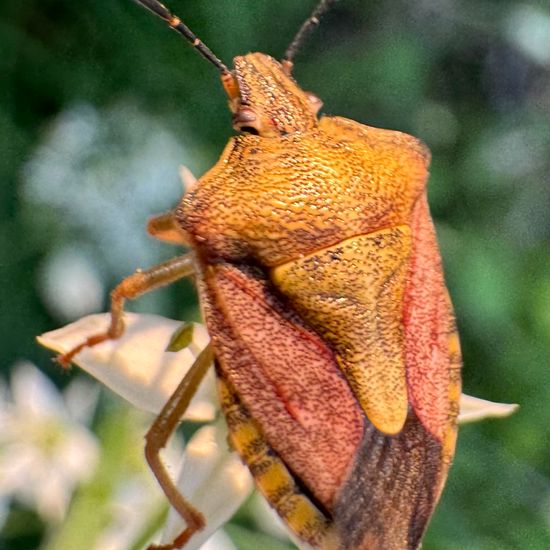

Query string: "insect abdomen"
[218, 374, 338, 549]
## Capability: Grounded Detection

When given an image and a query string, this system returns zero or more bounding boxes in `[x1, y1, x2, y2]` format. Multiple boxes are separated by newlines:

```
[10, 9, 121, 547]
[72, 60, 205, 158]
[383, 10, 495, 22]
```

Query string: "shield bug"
[51, 0, 462, 548]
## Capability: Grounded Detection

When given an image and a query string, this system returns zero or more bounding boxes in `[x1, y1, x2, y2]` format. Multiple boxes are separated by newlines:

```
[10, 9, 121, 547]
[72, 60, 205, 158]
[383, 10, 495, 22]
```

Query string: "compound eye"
[305, 92, 323, 115]
[232, 107, 260, 135]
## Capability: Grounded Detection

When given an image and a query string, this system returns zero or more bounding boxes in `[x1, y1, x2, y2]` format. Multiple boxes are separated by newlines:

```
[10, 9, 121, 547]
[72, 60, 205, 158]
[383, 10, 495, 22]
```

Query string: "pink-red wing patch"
[200, 263, 364, 510]
[403, 195, 458, 442]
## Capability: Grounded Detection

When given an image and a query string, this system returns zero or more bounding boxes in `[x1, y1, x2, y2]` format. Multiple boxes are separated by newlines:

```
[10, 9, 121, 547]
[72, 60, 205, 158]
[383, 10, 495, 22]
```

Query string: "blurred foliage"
[1, 0, 550, 548]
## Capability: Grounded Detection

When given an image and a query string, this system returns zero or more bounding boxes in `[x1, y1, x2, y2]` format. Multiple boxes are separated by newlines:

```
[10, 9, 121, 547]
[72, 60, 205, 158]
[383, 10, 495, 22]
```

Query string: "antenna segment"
[284, 0, 339, 63]
[134, 0, 229, 73]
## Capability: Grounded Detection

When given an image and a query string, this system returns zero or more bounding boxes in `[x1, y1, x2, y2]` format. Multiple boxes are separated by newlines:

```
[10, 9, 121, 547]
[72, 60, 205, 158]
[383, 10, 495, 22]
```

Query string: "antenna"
[133, 0, 229, 74]
[284, 0, 339, 64]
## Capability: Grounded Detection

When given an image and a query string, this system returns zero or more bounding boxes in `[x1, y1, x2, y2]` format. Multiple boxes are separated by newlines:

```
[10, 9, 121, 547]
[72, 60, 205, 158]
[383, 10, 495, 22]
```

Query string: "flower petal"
[38, 313, 216, 420]
[10, 361, 67, 419]
[197, 530, 236, 550]
[458, 393, 519, 424]
[63, 377, 100, 426]
[249, 492, 291, 543]
[161, 420, 253, 550]
[0, 362, 100, 525]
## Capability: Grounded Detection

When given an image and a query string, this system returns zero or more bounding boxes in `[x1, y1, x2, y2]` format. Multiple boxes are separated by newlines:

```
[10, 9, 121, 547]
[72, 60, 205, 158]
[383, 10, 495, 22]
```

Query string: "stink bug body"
[54, 1, 462, 548]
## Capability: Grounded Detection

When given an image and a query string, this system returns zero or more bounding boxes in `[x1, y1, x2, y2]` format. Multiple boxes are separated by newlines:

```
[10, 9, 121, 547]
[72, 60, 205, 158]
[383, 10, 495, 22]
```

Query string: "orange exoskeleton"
[54, 1, 462, 549]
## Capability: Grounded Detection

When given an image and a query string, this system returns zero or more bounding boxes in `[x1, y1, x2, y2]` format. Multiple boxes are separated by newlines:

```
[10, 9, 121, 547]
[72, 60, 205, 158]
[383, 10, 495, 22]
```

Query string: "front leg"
[57, 253, 195, 367]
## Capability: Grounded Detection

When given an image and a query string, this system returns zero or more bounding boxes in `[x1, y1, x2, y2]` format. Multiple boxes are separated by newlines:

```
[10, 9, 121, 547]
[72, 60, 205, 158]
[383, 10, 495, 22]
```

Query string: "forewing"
[196, 260, 364, 511]
[404, 194, 461, 455]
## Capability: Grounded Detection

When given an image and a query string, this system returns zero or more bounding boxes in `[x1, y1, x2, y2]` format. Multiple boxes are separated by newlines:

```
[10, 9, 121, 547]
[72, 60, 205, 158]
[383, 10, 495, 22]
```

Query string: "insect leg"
[145, 343, 214, 550]
[57, 253, 195, 367]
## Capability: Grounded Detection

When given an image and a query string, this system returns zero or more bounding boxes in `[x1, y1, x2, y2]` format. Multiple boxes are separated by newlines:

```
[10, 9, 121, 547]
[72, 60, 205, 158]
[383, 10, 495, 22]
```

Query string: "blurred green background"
[2, 0, 550, 549]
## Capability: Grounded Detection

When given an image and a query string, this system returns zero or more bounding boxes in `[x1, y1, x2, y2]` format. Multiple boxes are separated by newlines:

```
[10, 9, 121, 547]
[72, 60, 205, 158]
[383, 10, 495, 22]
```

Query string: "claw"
[54, 331, 112, 370]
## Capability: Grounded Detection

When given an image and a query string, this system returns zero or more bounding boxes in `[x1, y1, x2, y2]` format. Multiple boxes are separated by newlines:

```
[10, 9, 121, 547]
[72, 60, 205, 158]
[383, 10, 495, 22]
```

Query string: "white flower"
[39, 246, 104, 322]
[38, 313, 253, 550]
[38, 313, 216, 420]
[193, 530, 237, 550]
[38, 313, 518, 548]
[458, 393, 518, 424]
[0, 362, 99, 524]
[249, 491, 293, 543]
[22, 103, 197, 279]
[161, 420, 251, 549]
[92, 436, 183, 550]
